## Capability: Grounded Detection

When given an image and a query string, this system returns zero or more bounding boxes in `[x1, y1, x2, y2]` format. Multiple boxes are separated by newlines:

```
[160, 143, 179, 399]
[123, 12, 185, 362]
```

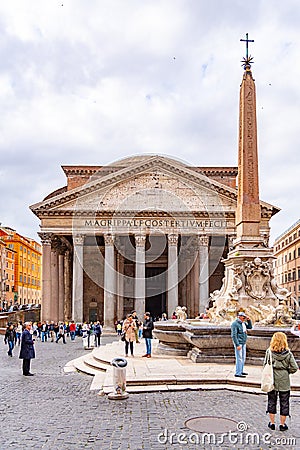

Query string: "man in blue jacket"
[19, 322, 35, 376]
[231, 311, 252, 377]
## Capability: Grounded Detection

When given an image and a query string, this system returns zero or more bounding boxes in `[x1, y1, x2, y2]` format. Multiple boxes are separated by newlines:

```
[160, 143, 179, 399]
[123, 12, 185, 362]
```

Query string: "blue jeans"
[16, 332, 21, 345]
[234, 344, 246, 375]
[41, 331, 47, 342]
[70, 331, 75, 341]
[145, 338, 152, 355]
[8, 340, 14, 355]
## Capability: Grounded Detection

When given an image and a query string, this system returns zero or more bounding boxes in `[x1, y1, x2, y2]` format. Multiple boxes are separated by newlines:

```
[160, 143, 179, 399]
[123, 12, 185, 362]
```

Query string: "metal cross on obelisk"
[240, 33, 254, 59]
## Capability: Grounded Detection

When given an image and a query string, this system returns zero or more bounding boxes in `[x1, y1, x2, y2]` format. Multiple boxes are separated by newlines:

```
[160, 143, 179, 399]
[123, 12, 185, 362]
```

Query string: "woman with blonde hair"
[265, 331, 298, 431]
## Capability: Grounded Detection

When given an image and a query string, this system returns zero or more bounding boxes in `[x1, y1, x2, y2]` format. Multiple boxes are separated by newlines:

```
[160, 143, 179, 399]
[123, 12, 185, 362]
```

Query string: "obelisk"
[235, 34, 262, 247]
[206, 35, 280, 324]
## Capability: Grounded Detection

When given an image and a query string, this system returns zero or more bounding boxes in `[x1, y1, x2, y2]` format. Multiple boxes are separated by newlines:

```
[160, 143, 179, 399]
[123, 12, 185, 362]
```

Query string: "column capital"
[73, 234, 85, 246]
[104, 233, 115, 246]
[51, 236, 67, 254]
[198, 235, 209, 247]
[168, 233, 178, 246]
[38, 232, 53, 245]
[135, 234, 146, 247]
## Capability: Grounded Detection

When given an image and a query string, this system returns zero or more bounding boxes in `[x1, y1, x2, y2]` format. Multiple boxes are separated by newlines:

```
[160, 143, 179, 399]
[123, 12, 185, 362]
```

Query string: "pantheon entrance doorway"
[145, 267, 166, 320]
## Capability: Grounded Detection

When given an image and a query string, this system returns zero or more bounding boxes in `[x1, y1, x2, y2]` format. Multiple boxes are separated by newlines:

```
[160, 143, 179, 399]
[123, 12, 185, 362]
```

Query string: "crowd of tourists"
[3, 319, 103, 356]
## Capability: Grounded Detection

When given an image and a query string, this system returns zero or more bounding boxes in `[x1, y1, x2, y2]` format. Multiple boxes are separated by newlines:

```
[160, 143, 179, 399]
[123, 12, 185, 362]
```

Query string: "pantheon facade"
[31, 155, 277, 327]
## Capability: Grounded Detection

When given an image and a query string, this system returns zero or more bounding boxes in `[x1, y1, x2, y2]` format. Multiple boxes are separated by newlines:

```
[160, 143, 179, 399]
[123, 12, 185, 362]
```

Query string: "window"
[298, 248, 300, 257]
[292, 271, 296, 281]
[289, 253, 291, 261]
[298, 269, 300, 280]
[20, 275, 22, 282]
[288, 273, 292, 282]
[294, 250, 296, 259]
[284, 254, 287, 263]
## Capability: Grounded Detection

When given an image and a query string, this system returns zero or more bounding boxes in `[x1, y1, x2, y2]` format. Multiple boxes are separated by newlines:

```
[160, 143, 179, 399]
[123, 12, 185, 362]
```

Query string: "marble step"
[72, 355, 99, 376]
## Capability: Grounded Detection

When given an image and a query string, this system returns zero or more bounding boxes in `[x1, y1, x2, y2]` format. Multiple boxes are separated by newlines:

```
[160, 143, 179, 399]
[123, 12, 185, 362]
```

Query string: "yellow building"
[0, 227, 42, 306]
[0, 236, 6, 308]
[273, 219, 300, 311]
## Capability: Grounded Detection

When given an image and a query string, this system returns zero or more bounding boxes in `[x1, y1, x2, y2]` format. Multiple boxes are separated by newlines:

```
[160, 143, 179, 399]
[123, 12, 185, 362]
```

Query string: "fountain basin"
[153, 320, 300, 365]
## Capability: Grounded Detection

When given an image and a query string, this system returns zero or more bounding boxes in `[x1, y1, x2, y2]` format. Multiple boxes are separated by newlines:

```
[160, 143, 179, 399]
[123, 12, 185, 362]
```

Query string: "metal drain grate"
[185, 416, 238, 434]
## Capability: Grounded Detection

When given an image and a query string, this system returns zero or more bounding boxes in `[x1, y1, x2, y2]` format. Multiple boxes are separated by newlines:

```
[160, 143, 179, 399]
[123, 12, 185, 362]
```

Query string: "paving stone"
[1, 335, 300, 449]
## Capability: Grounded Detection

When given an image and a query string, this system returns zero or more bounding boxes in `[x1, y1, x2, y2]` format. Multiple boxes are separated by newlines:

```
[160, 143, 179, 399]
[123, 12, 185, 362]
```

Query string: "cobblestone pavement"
[1, 335, 300, 450]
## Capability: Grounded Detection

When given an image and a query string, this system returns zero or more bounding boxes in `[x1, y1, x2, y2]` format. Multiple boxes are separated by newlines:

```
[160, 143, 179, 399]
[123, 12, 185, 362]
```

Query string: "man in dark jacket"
[19, 322, 35, 376]
[4, 324, 16, 357]
[142, 312, 154, 358]
[231, 311, 252, 377]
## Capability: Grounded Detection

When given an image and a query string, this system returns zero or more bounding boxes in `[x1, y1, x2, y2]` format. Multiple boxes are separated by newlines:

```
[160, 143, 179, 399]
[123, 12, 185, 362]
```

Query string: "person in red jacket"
[69, 321, 76, 341]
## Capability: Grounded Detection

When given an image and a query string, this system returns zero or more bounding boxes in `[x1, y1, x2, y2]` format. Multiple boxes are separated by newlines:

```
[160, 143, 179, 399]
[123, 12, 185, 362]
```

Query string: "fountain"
[153, 39, 300, 364]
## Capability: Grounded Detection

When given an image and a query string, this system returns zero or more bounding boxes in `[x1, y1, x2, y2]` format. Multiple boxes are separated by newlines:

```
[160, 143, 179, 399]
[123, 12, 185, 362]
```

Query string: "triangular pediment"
[30, 155, 277, 217]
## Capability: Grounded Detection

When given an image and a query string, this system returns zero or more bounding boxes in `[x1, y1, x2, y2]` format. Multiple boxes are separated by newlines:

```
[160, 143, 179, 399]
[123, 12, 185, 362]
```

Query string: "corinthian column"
[103, 234, 116, 330]
[58, 252, 65, 321]
[72, 235, 84, 323]
[167, 234, 178, 318]
[135, 234, 146, 320]
[198, 235, 209, 314]
[39, 233, 52, 321]
[50, 248, 59, 322]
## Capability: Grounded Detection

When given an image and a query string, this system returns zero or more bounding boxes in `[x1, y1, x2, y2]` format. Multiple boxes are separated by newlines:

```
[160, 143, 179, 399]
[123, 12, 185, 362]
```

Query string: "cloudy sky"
[0, 0, 299, 244]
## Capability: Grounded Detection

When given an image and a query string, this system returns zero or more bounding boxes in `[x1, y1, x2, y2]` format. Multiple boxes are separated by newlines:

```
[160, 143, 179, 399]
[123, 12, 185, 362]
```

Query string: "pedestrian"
[19, 322, 35, 376]
[41, 321, 48, 342]
[122, 314, 136, 357]
[116, 321, 122, 336]
[49, 321, 55, 342]
[15, 322, 23, 345]
[131, 310, 140, 343]
[82, 322, 90, 348]
[4, 324, 16, 357]
[231, 311, 252, 377]
[94, 321, 102, 347]
[265, 331, 298, 431]
[55, 322, 66, 344]
[142, 312, 154, 358]
[53, 322, 59, 339]
[69, 320, 76, 341]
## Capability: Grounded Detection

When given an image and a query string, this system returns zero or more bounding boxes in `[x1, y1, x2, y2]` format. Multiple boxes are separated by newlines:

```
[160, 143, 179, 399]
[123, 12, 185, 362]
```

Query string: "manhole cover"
[185, 417, 238, 434]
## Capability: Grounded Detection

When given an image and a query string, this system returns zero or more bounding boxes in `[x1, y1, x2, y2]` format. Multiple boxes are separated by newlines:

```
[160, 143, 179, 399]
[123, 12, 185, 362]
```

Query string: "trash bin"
[108, 357, 129, 400]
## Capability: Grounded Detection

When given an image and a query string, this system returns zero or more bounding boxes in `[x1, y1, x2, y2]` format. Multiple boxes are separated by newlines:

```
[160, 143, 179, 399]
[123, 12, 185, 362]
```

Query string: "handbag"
[261, 348, 274, 392]
[121, 331, 126, 342]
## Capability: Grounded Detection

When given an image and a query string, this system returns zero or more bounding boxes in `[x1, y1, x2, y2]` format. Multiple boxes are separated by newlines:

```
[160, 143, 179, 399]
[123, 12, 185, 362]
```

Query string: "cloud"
[0, 0, 299, 244]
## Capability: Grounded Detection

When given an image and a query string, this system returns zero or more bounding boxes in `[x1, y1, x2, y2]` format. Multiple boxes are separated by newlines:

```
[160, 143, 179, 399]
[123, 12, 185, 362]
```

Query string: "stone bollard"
[108, 357, 129, 400]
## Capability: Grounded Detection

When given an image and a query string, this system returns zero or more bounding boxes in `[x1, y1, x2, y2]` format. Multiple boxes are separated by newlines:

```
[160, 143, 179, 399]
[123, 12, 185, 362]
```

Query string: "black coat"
[142, 318, 154, 339]
[5, 328, 16, 343]
[19, 329, 35, 360]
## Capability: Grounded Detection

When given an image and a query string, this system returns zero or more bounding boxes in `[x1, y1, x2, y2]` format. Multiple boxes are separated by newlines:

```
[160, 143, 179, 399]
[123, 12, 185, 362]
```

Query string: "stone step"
[90, 372, 106, 391]
[82, 353, 109, 372]
[72, 356, 99, 376]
